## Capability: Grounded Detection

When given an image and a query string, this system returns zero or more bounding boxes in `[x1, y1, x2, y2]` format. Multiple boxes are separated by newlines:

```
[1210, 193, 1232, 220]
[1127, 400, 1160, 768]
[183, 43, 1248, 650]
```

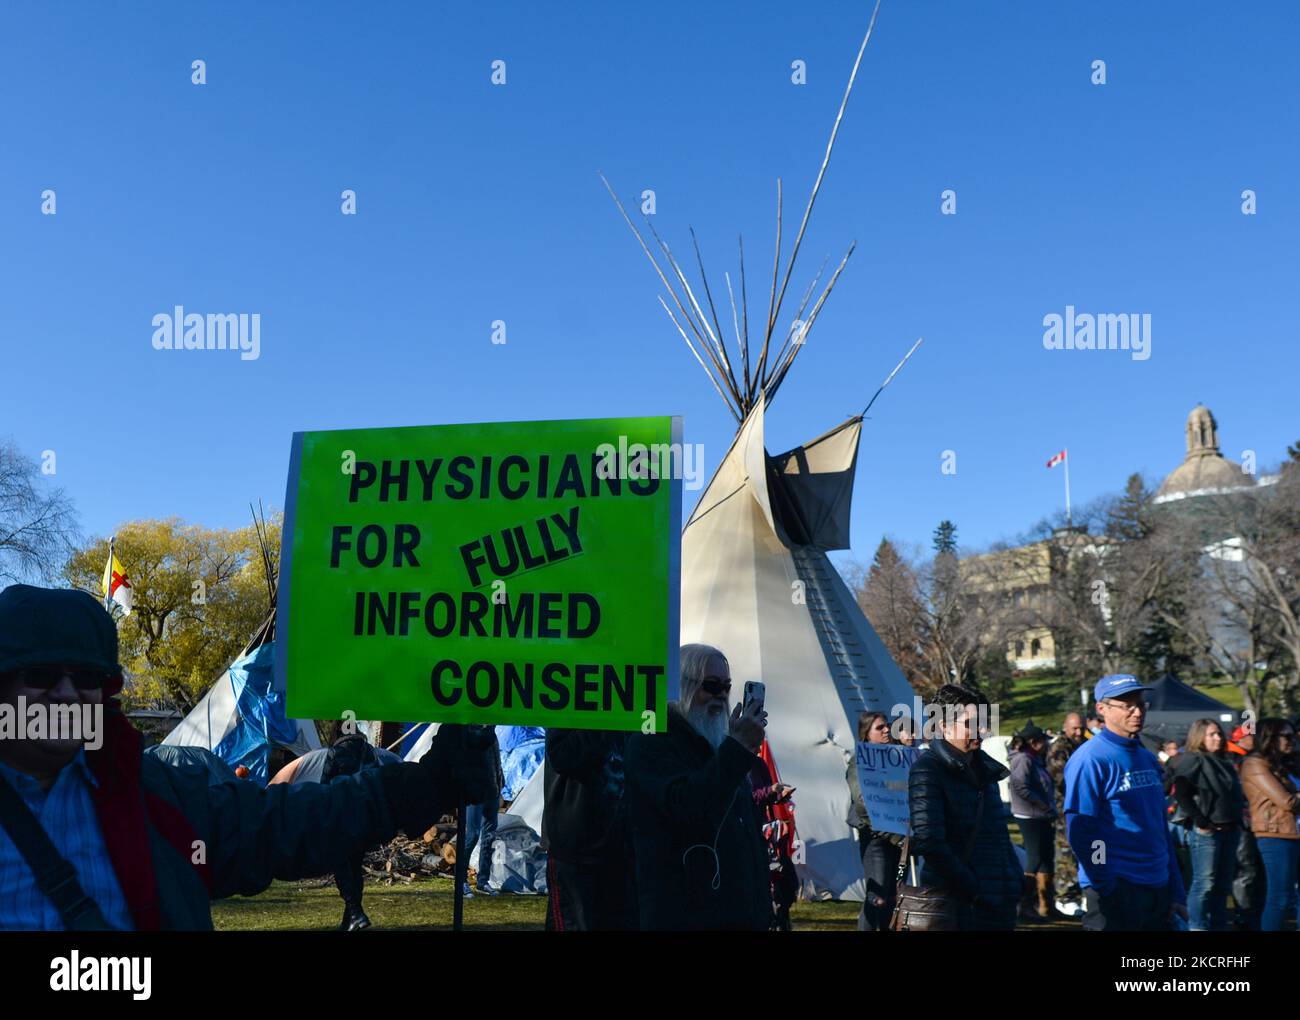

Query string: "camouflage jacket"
[1046, 735, 1082, 800]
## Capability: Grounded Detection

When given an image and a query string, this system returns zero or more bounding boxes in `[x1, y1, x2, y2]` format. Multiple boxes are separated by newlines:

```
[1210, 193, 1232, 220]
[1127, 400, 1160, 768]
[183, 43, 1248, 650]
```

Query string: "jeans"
[1256, 836, 1300, 932]
[464, 797, 499, 888]
[1082, 877, 1172, 932]
[333, 852, 365, 911]
[1187, 827, 1239, 931]
[856, 832, 902, 931]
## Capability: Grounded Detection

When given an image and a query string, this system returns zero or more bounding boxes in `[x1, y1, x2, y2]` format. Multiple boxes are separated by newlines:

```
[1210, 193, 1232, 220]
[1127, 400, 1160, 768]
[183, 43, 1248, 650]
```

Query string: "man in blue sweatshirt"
[1064, 674, 1189, 931]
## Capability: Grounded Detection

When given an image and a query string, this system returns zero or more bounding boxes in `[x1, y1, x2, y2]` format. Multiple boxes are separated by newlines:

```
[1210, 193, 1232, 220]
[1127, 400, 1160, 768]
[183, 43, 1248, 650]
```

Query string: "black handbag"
[889, 788, 983, 931]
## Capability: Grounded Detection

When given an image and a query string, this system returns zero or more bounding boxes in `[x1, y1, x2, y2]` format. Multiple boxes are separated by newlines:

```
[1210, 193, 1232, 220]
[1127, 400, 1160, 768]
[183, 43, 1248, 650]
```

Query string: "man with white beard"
[624, 643, 771, 930]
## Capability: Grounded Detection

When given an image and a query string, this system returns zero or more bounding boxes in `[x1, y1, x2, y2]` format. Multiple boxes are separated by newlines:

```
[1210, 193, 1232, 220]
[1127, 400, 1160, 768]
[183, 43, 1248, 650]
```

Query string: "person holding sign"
[0, 585, 496, 931]
[846, 711, 905, 931]
[624, 644, 771, 931]
[906, 685, 1022, 931]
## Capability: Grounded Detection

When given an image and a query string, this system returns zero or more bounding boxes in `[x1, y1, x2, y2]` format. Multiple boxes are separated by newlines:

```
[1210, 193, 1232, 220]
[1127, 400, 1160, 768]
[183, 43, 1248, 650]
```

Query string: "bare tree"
[852, 538, 927, 687]
[1177, 469, 1300, 714]
[0, 440, 79, 585]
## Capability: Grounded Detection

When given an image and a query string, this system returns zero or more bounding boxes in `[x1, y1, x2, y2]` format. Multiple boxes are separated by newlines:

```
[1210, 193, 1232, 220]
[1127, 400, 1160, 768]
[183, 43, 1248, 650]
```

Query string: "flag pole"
[1064, 449, 1072, 529]
[106, 535, 115, 612]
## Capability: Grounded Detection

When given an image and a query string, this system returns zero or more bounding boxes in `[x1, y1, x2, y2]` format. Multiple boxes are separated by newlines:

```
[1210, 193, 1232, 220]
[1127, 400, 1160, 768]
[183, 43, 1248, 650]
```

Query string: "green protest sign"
[275, 416, 681, 733]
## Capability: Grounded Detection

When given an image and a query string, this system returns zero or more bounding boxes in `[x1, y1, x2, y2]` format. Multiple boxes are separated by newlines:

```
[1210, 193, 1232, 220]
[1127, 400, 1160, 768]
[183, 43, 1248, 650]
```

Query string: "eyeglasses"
[700, 677, 731, 697]
[4, 665, 113, 692]
[1101, 699, 1148, 714]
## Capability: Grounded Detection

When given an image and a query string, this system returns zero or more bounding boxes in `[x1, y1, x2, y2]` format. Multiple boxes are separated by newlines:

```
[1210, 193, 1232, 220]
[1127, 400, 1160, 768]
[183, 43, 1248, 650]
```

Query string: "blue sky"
[2, 0, 1296, 572]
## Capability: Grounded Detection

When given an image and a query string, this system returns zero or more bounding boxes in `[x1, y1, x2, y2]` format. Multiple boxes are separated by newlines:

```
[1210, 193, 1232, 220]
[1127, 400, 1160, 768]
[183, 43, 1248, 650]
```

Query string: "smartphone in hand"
[743, 680, 766, 717]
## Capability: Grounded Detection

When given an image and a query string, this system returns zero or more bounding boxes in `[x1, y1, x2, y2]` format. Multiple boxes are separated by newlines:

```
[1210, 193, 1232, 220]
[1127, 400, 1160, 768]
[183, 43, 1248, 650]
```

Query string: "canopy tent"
[1139, 674, 1239, 750]
[163, 614, 319, 784]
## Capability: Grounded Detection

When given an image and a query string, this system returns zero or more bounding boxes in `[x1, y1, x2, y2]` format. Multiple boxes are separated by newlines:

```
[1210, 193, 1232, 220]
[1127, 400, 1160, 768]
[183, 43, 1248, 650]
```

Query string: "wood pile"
[361, 819, 477, 885]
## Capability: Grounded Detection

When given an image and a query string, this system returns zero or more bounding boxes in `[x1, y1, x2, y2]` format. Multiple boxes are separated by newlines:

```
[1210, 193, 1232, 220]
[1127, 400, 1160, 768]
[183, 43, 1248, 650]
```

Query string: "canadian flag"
[1046, 449, 1067, 469]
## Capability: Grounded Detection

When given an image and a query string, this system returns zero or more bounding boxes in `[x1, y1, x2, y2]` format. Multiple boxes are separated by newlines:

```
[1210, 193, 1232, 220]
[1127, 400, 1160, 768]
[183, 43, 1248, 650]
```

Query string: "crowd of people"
[1, 583, 1297, 932]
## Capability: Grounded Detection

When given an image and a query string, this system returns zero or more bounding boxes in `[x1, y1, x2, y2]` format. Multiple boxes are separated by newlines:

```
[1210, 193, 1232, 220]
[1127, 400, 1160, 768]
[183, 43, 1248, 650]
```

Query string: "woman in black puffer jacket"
[907, 685, 1023, 930]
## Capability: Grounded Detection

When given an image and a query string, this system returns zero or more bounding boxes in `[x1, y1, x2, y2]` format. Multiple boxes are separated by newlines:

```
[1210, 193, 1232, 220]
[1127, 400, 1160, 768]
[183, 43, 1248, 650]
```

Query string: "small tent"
[1140, 674, 1239, 750]
[401, 724, 544, 803]
[163, 615, 319, 783]
[269, 744, 401, 785]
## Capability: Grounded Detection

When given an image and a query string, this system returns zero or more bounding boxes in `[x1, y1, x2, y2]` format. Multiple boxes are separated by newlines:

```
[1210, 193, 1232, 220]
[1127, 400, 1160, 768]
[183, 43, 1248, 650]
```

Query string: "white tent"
[501, 400, 913, 898]
[163, 615, 319, 781]
[677, 396, 914, 898]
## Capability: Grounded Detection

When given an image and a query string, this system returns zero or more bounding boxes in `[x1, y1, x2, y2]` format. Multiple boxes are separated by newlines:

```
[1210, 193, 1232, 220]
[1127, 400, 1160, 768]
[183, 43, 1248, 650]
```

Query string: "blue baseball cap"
[1094, 674, 1151, 702]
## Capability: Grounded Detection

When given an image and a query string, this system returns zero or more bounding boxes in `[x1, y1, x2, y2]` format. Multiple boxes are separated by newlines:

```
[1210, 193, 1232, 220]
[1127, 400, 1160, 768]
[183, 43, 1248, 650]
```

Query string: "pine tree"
[1109, 473, 1151, 541]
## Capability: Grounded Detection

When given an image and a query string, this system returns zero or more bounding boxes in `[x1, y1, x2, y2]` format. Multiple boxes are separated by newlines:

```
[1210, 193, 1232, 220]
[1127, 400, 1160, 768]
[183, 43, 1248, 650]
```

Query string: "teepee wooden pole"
[724, 270, 747, 411]
[738, 235, 752, 402]
[659, 297, 742, 422]
[766, 241, 856, 400]
[756, 178, 783, 388]
[861, 336, 924, 417]
[690, 227, 739, 397]
[769, 0, 882, 348]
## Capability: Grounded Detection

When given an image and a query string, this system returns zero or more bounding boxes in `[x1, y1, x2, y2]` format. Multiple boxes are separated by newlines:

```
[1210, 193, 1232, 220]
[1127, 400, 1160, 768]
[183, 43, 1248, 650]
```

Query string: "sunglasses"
[700, 677, 732, 697]
[1102, 699, 1149, 714]
[5, 665, 114, 692]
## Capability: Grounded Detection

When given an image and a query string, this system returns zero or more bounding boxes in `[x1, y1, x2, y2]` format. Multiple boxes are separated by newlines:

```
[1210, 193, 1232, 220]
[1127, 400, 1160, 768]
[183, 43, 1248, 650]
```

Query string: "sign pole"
[453, 801, 467, 932]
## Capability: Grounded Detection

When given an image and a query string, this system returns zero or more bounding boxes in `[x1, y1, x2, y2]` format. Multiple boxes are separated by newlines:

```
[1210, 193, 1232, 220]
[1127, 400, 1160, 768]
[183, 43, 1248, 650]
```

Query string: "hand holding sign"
[379, 723, 497, 838]
[420, 724, 496, 806]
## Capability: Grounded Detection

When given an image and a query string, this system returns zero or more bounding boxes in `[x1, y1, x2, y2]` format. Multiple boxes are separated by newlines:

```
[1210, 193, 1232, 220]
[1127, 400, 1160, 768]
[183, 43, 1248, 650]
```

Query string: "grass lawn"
[211, 877, 864, 931]
[211, 877, 1078, 931]
[997, 670, 1247, 737]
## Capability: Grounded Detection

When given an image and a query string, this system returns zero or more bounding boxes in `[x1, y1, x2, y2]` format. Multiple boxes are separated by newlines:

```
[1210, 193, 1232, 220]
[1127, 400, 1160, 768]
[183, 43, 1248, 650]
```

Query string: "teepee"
[163, 508, 319, 783]
[607, 0, 916, 898]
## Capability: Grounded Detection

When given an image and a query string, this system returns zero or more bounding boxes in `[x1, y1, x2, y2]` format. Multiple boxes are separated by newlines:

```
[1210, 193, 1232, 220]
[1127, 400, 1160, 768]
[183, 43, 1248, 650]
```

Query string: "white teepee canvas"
[162, 615, 320, 782]
[680, 395, 914, 898]
[514, 0, 913, 901]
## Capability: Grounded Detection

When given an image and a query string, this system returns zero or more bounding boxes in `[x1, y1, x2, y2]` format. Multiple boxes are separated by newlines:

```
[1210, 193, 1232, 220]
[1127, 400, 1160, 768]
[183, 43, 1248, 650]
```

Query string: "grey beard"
[685, 702, 729, 750]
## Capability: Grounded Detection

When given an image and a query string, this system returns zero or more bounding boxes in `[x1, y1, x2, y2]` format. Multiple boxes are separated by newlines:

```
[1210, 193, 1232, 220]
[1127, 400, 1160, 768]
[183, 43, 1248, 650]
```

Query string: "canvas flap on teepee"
[686, 395, 776, 536]
[769, 417, 861, 551]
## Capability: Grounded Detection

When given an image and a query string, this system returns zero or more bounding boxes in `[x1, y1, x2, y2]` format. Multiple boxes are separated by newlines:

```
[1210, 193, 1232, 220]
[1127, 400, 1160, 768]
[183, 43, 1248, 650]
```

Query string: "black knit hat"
[0, 584, 121, 675]
[1015, 720, 1047, 743]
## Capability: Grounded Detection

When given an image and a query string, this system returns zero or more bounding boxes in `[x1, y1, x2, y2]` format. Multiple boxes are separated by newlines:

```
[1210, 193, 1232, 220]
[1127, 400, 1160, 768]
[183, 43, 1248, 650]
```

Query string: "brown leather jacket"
[1240, 754, 1300, 839]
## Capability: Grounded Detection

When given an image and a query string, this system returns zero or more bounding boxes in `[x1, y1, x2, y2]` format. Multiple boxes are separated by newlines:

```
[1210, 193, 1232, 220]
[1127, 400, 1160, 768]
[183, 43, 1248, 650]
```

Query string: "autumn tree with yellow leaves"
[63, 516, 281, 712]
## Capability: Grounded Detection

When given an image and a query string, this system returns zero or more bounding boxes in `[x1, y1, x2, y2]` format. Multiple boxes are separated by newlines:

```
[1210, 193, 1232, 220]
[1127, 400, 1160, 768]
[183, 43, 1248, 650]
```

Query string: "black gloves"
[377, 724, 498, 839]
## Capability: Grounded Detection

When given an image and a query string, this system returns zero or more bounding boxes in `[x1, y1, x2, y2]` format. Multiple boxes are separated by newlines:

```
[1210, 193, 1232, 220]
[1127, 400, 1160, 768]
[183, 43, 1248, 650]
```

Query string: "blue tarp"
[498, 725, 545, 801]
[213, 641, 304, 784]
[399, 723, 545, 802]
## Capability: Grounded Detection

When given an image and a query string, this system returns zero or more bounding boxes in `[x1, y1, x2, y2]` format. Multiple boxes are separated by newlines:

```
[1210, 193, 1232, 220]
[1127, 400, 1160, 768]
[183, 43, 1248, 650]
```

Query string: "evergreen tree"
[1108, 473, 1151, 541]
[933, 520, 958, 556]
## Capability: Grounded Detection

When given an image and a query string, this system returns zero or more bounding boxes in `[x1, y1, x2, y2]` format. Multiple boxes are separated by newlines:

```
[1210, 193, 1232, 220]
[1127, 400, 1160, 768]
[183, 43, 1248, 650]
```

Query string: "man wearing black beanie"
[0, 584, 493, 930]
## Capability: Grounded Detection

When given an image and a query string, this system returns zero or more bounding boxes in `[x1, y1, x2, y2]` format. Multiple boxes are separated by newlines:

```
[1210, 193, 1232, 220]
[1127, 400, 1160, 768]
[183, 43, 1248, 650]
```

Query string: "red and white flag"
[1046, 449, 1067, 469]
